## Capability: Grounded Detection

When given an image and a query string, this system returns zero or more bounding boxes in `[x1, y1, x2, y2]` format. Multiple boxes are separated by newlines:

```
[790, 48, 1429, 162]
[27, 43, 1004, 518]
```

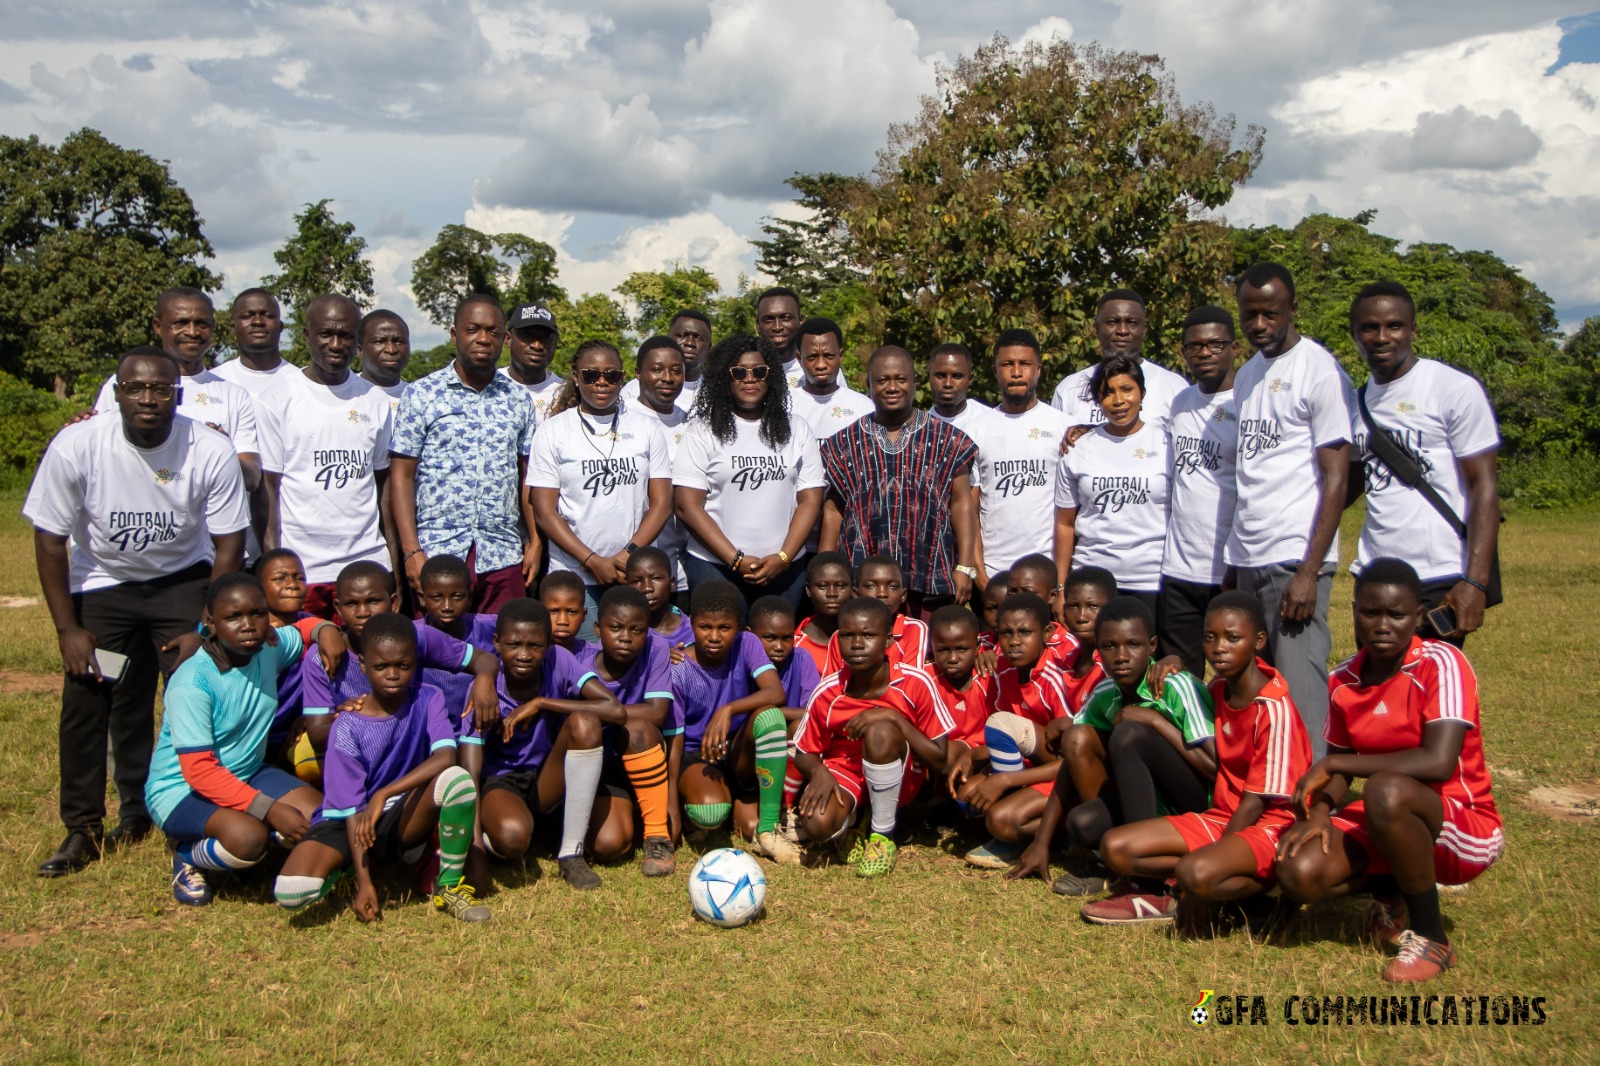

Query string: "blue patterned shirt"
[390, 364, 536, 574]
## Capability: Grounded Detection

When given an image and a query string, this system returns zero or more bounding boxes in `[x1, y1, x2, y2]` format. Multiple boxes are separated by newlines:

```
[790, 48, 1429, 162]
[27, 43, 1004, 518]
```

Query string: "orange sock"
[621, 746, 671, 840]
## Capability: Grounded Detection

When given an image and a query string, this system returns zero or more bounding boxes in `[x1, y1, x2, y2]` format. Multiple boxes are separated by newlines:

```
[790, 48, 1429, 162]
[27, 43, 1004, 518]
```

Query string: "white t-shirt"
[1051, 358, 1189, 431]
[781, 358, 842, 391]
[23, 415, 250, 593]
[499, 367, 566, 425]
[930, 400, 997, 462]
[635, 402, 691, 590]
[619, 376, 701, 415]
[673, 414, 826, 562]
[210, 357, 295, 397]
[1226, 338, 1353, 569]
[793, 385, 874, 440]
[1163, 386, 1238, 586]
[1352, 359, 1499, 581]
[1054, 421, 1170, 591]
[256, 372, 394, 583]
[974, 401, 1073, 575]
[96, 370, 259, 455]
[526, 406, 671, 578]
[367, 378, 407, 419]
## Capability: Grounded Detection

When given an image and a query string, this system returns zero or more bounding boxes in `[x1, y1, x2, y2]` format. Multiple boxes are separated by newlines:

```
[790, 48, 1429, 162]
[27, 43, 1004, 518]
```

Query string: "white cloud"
[1019, 16, 1074, 49]
[1392, 106, 1543, 170]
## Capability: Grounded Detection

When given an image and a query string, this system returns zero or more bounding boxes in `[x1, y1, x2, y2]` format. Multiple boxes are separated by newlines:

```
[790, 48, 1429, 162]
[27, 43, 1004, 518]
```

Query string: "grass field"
[0, 496, 1596, 1064]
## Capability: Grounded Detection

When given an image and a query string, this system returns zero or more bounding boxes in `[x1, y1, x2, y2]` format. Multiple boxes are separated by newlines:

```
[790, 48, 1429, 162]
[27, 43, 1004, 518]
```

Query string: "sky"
[2, 1, 1597, 347]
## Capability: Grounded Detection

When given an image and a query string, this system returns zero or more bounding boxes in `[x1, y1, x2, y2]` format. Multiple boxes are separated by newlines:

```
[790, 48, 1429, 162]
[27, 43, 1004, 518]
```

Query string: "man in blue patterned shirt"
[390, 295, 540, 613]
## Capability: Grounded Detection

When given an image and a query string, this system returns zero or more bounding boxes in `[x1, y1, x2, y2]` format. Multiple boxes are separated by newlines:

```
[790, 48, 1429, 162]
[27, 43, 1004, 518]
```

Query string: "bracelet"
[582, 551, 597, 568]
[1461, 577, 1489, 594]
[776, 549, 790, 565]
[402, 548, 425, 562]
[730, 550, 745, 570]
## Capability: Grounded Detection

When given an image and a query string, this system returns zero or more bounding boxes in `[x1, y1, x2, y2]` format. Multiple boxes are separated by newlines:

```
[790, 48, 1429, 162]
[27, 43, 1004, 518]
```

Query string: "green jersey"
[1074, 671, 1214, 748]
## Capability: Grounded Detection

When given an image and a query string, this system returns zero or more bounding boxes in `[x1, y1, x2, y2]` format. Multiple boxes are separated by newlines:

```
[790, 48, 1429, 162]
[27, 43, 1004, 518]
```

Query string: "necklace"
[578, 406, 620, 461]
[865, 409, 925, 456]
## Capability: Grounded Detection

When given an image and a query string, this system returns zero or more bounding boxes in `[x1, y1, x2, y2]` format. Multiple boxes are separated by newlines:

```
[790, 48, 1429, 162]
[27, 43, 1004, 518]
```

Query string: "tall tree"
[615, 266, 722, 338]
[409, 224, 564, 330]
[548, 292, 629, 373]
[0, 128, 220, 397]
[259, 199, 375, 362]
[834, 36, 1262, 381]
[752, 173, 866, 301]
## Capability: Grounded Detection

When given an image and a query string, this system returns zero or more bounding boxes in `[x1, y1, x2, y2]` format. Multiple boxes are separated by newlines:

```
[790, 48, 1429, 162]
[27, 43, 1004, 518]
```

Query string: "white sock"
[559, 746, 604, 859]
[862, 758, 905, 837]
[274, 874, 325, 911]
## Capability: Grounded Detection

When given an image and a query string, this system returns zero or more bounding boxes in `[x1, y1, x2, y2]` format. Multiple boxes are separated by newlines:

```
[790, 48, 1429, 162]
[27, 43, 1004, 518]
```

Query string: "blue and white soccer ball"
[688, 848, 767, 928]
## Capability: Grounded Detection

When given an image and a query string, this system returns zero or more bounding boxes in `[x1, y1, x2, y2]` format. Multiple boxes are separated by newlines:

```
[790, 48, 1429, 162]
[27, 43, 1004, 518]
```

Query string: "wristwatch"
[954, 565, 979, 580]
[623, 542, 639, 556]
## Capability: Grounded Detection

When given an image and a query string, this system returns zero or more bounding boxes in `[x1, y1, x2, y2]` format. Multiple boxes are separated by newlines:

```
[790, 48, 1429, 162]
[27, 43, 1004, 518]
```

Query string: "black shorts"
[483, 768, 543, 807]
[681, 748, 756, 796]
[304, 795, 428, 866]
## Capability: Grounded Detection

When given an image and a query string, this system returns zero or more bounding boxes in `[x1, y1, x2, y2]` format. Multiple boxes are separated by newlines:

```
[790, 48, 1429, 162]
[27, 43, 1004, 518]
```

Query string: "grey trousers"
[1235, 563, 1334, 759]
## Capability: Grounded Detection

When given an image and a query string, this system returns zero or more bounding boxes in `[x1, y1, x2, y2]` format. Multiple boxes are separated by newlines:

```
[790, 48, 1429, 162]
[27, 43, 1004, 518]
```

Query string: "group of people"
[23, 264, 1504, 983]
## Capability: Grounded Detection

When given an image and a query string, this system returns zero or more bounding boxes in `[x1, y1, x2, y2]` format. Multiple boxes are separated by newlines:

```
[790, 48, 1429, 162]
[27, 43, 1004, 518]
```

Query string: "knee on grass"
[274, 874, 329, 911]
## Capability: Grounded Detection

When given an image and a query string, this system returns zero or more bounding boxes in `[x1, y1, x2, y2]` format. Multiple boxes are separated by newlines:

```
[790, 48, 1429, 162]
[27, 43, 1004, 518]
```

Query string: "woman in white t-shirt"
[1053, 354, 1170, 614]
[526, 340, 672, 634]
[673, 334, 826, 608]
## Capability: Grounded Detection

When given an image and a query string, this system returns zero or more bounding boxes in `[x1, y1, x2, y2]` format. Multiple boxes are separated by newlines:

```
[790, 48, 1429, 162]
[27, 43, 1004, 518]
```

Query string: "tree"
[259, 199, 375, 362]
[0, 128, 220, 397]
[833, 36, 1262, 384]
[409, 224, 565, 331]
[752, 173, 866, 301]
[548, 292, 629, 374]
[615, 266, 722, 338]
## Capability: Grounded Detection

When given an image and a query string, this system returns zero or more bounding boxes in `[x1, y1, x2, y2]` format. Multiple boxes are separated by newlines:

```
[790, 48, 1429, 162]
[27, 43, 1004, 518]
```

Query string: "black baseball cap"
[509, 303, 558, 334]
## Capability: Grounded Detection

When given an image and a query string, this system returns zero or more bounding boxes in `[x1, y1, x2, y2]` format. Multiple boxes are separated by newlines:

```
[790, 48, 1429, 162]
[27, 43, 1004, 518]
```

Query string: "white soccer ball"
[688, 848, 767, 928]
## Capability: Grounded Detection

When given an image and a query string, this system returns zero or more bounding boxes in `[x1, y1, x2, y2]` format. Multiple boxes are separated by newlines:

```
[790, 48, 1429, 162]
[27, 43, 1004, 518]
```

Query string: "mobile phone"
[1425, 604, 1459, 638]
[92, 648, 130, 682]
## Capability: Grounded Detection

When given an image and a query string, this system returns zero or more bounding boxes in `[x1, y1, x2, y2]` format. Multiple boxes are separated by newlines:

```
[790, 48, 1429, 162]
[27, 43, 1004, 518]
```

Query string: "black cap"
[509, 302, 558, 334]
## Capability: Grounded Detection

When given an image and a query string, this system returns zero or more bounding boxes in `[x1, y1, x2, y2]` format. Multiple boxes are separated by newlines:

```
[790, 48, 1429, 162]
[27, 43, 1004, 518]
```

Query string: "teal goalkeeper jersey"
[1073, 670, 1215, 748]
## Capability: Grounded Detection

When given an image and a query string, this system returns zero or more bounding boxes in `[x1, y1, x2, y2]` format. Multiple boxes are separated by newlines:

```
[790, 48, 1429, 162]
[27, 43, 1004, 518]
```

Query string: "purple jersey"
[658, 609, 694, 648]
[422, 614, 498, 728]
[459, 645, 589, 777]
[300, 621, 474, 723]
[778, 648, 821, 709]
[318, 682, 455, 821]
[577, 631, 674, 733]
[268, 613, 315, 747]
[670, 631, 777, 754]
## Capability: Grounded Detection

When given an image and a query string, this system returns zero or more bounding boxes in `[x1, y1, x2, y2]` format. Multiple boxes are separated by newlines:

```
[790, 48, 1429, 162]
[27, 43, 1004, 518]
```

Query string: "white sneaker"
[755, 830, 804, 865]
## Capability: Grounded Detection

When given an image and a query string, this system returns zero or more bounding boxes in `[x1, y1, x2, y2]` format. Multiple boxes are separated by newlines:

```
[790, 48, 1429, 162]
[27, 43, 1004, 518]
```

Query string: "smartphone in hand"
[92, 648, 130, 683]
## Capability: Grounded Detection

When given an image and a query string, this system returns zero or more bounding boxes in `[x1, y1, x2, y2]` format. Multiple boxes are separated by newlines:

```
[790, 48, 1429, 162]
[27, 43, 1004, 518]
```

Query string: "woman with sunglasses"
[527, 340, 673, 641]
[673, 334, 826, 609]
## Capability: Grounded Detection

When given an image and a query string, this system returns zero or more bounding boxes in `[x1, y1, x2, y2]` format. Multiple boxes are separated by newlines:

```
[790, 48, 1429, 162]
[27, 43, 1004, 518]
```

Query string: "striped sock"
[685, 802, 732, 829]
[985, 723, 1025, 775]
[752, 708, 789, 834]
[181, 837, 258, 872]
[622, 745, 671, 839]
[273, 874, 327, 911]
[433, 766, 477, 890]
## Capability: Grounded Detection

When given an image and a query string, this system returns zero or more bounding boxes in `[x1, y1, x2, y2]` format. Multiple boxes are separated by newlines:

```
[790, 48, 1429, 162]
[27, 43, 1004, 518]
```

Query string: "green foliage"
[0, 129, 220, 396]
[834, 36, 1261, 387]
[752, 173, 866, 302]
[615, 266, 722, 339]
[259, 199, 376, 362]
[548, 292, 629, 373]
[0, 372, 74, 486]
[409, 224, 565, 330]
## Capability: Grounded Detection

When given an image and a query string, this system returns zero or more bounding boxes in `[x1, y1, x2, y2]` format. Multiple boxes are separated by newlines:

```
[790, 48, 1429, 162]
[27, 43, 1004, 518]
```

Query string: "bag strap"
[1357, 383, 1467, 540]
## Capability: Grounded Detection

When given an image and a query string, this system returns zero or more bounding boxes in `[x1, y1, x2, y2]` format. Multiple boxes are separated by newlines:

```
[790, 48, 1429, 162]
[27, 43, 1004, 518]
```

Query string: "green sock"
[752, 707, 789, 835]
[685, 802, 732, 829]
[433, 766, 477, 891]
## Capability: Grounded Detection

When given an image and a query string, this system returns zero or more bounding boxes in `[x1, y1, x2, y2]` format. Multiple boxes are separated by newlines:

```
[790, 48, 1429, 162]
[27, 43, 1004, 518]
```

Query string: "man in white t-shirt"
[257, 294, 394, 616]
[1227, 262, 1353, 754]
[1051, 289, 1189, 430]
[501, 302, 566, 423]
[1346, 281, 1500, 646]
[756, 286, 805, 387]
[621, 310, 711, 414]
[25, 348, 249, 877]
[211, 289, 294, 396]
[928, 342, 997, 444]
[358, 308, 411, 413]
[790, 318, 873, 440]
[1160, 306, 1241, 676]
[974, 329, 1074, 580]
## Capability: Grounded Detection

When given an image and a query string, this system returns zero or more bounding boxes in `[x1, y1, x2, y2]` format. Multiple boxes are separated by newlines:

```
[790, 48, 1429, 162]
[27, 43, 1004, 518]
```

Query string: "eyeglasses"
[117, 381, 178, 400]
[729, 365, 770, 382]
[1181, 340, 1233, 356]
[578, 368, 625, 386]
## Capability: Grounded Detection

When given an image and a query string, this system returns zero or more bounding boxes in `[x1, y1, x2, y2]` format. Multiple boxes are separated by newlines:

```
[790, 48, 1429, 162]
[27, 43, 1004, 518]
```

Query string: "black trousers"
[59, 563, 209, 833]
[1157, 577, 1221, 678]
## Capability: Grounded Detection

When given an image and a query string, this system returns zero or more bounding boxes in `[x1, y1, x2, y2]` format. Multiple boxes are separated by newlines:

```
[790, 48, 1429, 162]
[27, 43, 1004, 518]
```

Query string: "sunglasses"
[729, 365, 770, 382]
[578, 368, 625, 386]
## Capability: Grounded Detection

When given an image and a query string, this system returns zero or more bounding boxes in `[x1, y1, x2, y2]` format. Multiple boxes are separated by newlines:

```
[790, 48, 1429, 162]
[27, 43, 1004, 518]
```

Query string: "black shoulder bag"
[1356, 384, 1502, 607]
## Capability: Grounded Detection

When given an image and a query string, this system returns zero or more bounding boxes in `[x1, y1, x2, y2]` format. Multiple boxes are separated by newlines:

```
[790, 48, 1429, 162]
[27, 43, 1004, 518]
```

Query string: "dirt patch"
[1523, 783, 1600, 822]
[0, 670, 58, 695]
[0, 931, 46, 950]
[0, 596, 39, 608]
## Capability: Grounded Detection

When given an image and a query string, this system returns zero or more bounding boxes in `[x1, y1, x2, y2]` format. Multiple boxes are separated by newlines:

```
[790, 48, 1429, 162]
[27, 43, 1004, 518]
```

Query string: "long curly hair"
[547, 339, 622, 417]
[689, 333, 792, 449]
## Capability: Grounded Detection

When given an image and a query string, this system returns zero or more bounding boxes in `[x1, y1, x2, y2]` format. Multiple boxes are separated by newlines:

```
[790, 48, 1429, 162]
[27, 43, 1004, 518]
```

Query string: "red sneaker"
[1383, 931, 1457, 983]
[1081, 890, 1178, 925]
[1367, 895, 1408, 948]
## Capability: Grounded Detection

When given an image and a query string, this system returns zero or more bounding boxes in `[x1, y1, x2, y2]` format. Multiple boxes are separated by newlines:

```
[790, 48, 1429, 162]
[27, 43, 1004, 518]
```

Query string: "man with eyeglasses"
[1051, 289, 1189, 431]
[25, 347, 250, 877]
[390, 294, 539, 613]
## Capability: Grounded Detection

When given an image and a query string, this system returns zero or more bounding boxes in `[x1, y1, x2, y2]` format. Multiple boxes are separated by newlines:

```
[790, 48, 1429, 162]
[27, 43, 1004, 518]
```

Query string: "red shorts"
[1332, 797, 1504, 886]
[822, 754, 928, 812]
[1165, 805, 1296, 880]
[302, 582, 338, 620]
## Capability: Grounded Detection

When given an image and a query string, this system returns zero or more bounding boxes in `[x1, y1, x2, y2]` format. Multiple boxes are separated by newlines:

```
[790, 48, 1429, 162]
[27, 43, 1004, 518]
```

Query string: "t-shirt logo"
[1374, 700, 1390, 716]
[1269, 377, 1289, 393]
[154, 467, 179, 485]
[193, 390, 215, 406]
[1222, 721, 1233, 736]
[1090, 475, 1152, 513]
[1396, 401, 1417, 415]
[992, 459, 1050, 498]
[1028, 426, 1056, 440]
[1211, 406, 1230, 423]
[1132, 447, 1154, 460]
[109, 510, 180, 552]
[1173, 436, 1223, 476]
[731, 455, 786, 490]
[346, 410, 371, 424]
[581, 457, 642, 497]
[1238, 419, 1282, 459]
[313, 449, 372, 490]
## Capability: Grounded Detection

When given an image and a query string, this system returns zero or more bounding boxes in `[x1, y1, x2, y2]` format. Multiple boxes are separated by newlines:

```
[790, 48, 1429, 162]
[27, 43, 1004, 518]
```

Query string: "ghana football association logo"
[1396, 401, 1418, 414]
[1191, 989, 1214, 1027]
[154, 467, 178, 485]
[1268, 377, 1289, 393]
[346, 409, 371, 424]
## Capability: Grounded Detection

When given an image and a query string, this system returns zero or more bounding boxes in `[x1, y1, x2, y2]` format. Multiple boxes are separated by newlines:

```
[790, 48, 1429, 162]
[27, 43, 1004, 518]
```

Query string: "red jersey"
[794, 661, 955, 765]
[1327, 637, 1496, 813]
[932, 670, 997, 749]
[794, 618, 832, 673]
[822, 614, 930, 675]
[1207, 661, 1312, 816]
[1058, 652, 1106, 715]
[980, 622, 1080, 674]
[986, 660, 1071, 731]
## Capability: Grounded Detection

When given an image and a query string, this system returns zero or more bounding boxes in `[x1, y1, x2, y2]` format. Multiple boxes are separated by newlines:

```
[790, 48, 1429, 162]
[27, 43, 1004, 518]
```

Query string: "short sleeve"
[906, 671, 955, 739]
[515, 391, 536, 456]
[418, 623, 474, 671]
[672, 423, 712, 490]
[270, 625, 306, 673]
[163, 668, 219, 754]
[202, 441, 251, 534]
[1053, 451, 1082, 510]
[1304, 362, 1353, 449]
[1073, 681, 1119, 732]
[644, 420, 670, 478]
[1323, 690, 1353, 749]
[1420, 643, 1479, 729]
[741, 633, 776, 683]
[372, 403, 393, 471]
[301, 653, 337, 715]
[1162, 673, 1215, 746]
[21, 436, 83, 537]
[794, 429, 827, 492]
[256, 393, 286, 473]
[320, 719, 366, 817]
[421, 687, 457, 751]
[525, 419, 564, 489]
[1245, 702, 1301, 798]
[230, 390, 259, 455]
[793, 692, 831, 755]
[1442, 372, 1500, 459]
[641, 636, 674, 704]
[390, 384, 427, 458]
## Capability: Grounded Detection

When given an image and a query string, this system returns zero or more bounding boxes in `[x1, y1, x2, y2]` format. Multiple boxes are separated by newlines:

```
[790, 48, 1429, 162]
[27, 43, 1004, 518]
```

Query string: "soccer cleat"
[171, 852, 213, 907]
[432, 882, 492, 923]
[839, 825, 868, 865]
[754, 829, 804, 866]
[558, 855, 602, 891]
[963, 838, 1022, 870]
[1080, 890, 1178, 925]
[1051, 870, 1111, 896]
[855, 833, 899, 878]
[1383, 930, 1457, 983]
[37, 830, 102, 878]
[640, 837, 677, 878]
[1367, 895, 1409, 948]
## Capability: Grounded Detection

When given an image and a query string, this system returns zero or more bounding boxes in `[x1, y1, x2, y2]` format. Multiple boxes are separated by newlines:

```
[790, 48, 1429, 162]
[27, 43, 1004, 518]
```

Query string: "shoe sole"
[1081, 910, 1176, 925]
[964, 853, 1016, 870]
[1052, 880, 1109, 897]
[640, 863, 675, 877]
